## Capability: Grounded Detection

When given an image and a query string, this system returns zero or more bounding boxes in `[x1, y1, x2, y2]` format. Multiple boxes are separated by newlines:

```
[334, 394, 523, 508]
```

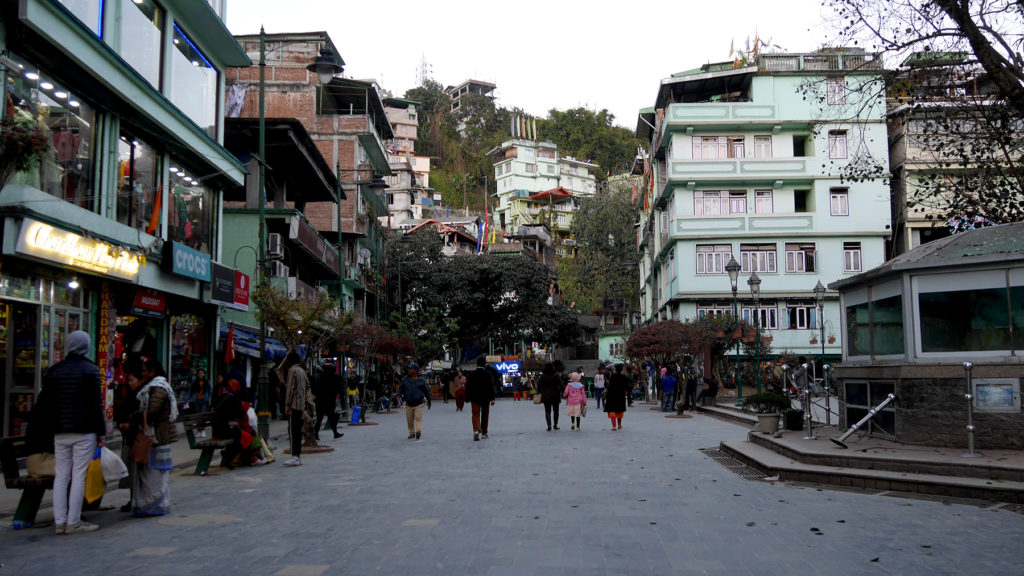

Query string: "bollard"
[962, 361, 983, 458]
[823, 364, 832, 426]
[801, 363, 816, 440]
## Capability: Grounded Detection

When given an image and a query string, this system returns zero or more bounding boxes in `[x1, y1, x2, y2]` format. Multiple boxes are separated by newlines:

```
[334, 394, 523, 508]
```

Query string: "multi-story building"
[887, 52, 1011, 256]
[0, 0, 249, 434]
[380, 96, 432, 229]
[635, 50, 891, 362]
[227, 31, 394, 323]
[444, 79, 496, 113]
[490, 139, 598, 256]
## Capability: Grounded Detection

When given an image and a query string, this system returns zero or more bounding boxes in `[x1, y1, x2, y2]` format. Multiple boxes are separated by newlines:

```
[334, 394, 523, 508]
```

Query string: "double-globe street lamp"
[255, 28, 344, 439]
[725, 256, 743, 406]
[747, 270, 762, 395]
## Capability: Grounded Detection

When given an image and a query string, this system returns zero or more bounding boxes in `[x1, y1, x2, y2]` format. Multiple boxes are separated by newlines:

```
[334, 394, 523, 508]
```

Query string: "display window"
[3, 52, 98, 211]
[168, 158, 214, 254]
[171, 314, 209, 403]
[116, 131, 160, 234]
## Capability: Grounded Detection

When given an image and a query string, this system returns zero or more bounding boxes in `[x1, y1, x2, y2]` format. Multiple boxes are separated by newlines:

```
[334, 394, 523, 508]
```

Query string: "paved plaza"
[2, 399, 1023, 575]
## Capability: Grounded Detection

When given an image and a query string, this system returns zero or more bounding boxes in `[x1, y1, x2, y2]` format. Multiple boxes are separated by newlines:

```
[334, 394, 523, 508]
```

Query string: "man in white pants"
[46, 330, 106, 534]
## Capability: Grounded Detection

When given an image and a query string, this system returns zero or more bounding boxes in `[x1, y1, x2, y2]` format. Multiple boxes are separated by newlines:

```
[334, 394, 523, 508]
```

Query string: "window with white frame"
[694, 191, 724, 215]
[785, 242, 816, 272]
[696, 244, 732, 274]
[844, 241, 862, 272]
[692, 136, 745, 159]
[546, 165, 555, 174]
[697, 306, 733, 320]
[828, 130, 848, 159]
[830, 188, 849, 216]
[740, 243, 777, 273]
[729, 191, 747, 214]
[755, 190, 773, 214]
[786, 304, 819, 329]
[827, 76, 847, 105]
[610, 341, 625, 357]
[743, 305, 778, 329]
[556, 213, 568, 225]
[754, 136, 772, 159]
[526, 164, 537, 173]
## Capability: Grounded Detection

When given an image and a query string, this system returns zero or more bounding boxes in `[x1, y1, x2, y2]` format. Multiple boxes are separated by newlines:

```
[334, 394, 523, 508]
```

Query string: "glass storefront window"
[3, 53, 98, 211]
[872, 295, 904, 355]
[845, 301, 870, 356]
[170, 24, 219, 138]
[116, 131, 160, 234]
[920, 287, 1012, 352]
[0, 273, 41, 301]
[116, 0, 163, 89]
[168, 159, 213, 254]
[56, 0, 103, 36]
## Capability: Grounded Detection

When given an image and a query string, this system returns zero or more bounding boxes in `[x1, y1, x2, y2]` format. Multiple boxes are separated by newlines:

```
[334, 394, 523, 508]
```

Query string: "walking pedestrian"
[537, 363, 561, 431]
[130, 358, 178, 517]
[283, 351, 310, 467]
[453, 369, 467, 411]
[45, 330, 105, 534]
[399, 363, 431, 440]
[660, 368, 677, 412]
[605, 363, 629, 430]
[313, 365, 343, 440]
[113, 361, 142, 512]
[593, 365, 606, 409]
[466, 357, 496, 440]
[682, 367, 699, 412]
[563, 372, 587, 431]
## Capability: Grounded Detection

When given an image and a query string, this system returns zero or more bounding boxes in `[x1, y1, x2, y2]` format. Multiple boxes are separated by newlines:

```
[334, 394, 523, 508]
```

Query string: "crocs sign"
[164, 241, 211, 281]
[494, 361, 520, 374]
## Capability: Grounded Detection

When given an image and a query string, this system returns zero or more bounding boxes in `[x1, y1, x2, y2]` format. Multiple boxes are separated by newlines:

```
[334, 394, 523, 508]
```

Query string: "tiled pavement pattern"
[2, 399, 1023, 575]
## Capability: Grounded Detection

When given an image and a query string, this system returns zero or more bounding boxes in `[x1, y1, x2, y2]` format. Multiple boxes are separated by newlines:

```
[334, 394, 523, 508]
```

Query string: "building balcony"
[669, 213, 816, 238]
[664, 157, 812, 188]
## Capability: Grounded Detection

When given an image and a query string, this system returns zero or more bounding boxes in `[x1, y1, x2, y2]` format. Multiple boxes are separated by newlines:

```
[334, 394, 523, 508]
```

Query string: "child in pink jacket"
[563, 372, 587, 431]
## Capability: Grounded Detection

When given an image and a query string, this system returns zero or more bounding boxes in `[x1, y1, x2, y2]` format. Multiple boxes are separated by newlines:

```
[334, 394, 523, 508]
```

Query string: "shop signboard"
[494, 361, 520, 374]
[209, 263, 250, 311]
[14, 218, 143, 280]
[163, 241, 211, 282]
[98, 282, 116, 421]
[132, 287, 167, 318]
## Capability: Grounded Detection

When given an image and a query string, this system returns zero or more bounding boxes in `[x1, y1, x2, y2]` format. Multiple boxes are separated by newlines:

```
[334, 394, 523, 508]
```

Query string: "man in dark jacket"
[466, 357, 496, 441]
[45, 330, 105, 534]
[313, 366, 343, 440]
[399, 363, 431, 440]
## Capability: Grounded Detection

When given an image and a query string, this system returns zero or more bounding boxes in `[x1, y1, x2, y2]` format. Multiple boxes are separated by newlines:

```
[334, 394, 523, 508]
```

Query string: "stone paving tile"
[2, 400, 1024, 575]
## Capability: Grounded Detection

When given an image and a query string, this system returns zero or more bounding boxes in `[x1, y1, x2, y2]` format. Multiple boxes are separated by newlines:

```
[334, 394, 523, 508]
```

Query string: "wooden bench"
[181, 412, 232, 476]
[0, 436, 54, 529]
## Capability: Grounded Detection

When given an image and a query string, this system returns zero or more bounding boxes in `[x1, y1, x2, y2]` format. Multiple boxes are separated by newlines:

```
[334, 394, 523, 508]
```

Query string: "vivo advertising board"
[493, 361, 520, 374]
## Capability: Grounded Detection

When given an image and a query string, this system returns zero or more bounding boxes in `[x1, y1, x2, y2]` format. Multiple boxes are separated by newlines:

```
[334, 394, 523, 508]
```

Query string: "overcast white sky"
[226, 0, 835, 130]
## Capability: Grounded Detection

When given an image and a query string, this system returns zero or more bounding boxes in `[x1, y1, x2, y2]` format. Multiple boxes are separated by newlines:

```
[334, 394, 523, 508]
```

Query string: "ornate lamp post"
[726, 256, 743, 406]
[813, 280, 826, 360]
[747, 271, 762, 395]
[256, 28, 343, 439]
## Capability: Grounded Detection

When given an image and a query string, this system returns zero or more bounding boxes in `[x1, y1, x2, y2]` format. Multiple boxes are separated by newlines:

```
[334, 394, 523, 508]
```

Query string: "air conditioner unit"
[269, 261, 289, 278]
[267, 233, 284, 260]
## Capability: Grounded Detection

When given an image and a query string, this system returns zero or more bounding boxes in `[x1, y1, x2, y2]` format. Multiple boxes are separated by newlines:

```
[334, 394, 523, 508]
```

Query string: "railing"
[759, 52, 882, 73]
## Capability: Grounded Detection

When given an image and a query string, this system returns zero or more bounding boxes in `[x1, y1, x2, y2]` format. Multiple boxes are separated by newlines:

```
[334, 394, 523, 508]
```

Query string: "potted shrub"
[741, 392, 790, 434]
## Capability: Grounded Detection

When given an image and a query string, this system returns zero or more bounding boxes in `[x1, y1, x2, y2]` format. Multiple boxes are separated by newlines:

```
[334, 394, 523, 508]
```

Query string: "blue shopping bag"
[350, 405, 362, 425]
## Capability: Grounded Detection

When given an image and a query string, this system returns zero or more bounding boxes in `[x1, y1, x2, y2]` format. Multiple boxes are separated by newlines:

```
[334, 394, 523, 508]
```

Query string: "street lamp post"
[813, 280, 826, 360]
[726, 256, 742, 406]
[747, 271, 762, 395]
[256, 28, 343, 440]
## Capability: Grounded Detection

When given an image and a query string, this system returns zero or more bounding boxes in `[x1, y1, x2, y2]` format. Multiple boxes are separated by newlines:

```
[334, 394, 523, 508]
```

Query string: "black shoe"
[120, 503, 132, 513]
[415, 432, 421, 441]
[408, 434, 415, 439]
[333, 432, 343, 439]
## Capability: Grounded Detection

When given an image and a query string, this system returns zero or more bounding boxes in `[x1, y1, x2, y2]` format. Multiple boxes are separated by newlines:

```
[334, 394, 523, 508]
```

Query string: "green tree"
[539, 107, 643, 177]
[562, 178, 640, 313]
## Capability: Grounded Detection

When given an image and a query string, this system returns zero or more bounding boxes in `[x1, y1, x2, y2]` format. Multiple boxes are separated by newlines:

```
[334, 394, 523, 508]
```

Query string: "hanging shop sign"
[15, 218, 143, 280]
[98, 282, 116, 421]
[209, 262, 249, 311]
[132, 287, 167, 318]
[162, 241, 211, 281]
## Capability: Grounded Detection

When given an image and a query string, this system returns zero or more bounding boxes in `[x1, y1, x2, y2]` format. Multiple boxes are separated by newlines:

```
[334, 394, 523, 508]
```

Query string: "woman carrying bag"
[130, 358, 178, 517]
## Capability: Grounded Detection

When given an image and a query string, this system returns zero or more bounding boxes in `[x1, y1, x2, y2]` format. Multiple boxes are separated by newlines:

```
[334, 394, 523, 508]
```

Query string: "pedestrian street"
[2, 399, 1022, 576]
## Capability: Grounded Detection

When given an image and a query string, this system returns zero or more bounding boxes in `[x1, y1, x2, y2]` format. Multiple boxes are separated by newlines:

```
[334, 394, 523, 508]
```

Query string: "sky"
[226, 0, 836, 130]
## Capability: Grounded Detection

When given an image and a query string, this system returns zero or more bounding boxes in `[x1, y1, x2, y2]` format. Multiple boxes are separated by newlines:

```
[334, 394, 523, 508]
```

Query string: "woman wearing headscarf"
[131, 358, 178, 517]
[604, 363, 630, 431]
[537, 363, 561, 431]
[562, 371, 587, 431]
[452, 369, 467, 412]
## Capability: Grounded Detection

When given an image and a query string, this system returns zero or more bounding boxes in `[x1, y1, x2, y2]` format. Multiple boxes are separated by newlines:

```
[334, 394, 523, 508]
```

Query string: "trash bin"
[785, 409, 804, 431]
